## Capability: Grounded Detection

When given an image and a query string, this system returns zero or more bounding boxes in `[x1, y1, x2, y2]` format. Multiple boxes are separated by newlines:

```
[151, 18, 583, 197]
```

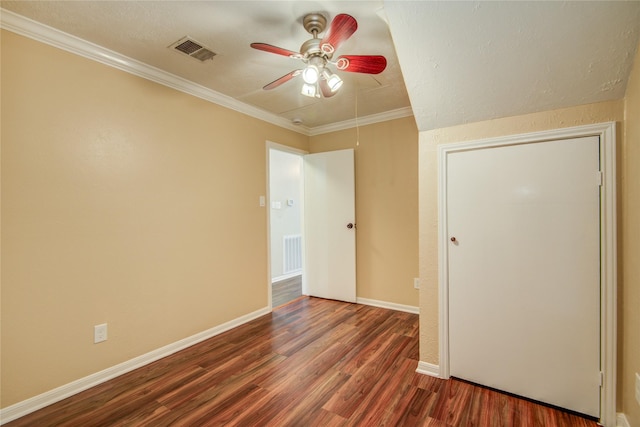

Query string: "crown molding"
[1, 8, 413, 137]
[0, 8, 307, 134]
[309, 106, 415, 136]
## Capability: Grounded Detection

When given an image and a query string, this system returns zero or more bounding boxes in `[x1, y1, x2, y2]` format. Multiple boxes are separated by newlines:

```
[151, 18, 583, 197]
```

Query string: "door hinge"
[599, 371, 604, 387]
[596, 171, 603, 186]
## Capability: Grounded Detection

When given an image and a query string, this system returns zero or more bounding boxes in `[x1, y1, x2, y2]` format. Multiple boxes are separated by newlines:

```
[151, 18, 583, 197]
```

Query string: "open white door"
[303, 149, 356, 303]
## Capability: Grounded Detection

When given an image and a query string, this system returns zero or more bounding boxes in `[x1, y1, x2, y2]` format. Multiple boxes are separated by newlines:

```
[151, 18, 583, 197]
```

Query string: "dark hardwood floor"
[6, 297, 598, 426]
[272, 275, 302, 308]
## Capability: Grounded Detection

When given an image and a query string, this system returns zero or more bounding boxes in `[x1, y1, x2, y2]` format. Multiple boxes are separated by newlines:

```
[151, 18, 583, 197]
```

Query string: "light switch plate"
[635, 372, 640, 406]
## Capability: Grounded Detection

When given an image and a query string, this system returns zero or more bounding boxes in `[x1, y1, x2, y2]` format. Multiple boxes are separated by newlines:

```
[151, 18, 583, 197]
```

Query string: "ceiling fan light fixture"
[251, 13, 385, 101]
[302, 65, 320, 84]
[301, 83, 317, 97]
[323, 70, 343, 92]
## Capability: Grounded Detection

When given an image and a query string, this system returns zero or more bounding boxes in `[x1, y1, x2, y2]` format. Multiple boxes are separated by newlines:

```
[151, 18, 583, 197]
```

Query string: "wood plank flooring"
[272, 275, 302, 308]
[6, 297, 599, 426]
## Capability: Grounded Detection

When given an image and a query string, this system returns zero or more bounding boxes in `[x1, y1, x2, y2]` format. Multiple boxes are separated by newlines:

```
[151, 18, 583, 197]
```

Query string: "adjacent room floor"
[272, 275, 302, 308]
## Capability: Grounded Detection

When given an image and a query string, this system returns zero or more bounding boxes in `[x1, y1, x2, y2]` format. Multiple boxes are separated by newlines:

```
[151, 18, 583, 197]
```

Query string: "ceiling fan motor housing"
[303, 13, 327, 36]
[300, 39, 329, 59]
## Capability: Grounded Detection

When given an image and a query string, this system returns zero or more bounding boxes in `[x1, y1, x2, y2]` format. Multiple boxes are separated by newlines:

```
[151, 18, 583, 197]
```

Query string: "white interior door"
[447, 136, 601, 417]
[304, 149, 356, 303]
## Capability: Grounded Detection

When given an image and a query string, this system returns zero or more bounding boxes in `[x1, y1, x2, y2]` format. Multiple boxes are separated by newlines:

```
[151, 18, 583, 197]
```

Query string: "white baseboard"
[0, 306, 271, 425]
[271, 272, 302, 283]
[416, 361, 442, 378]
[356, 297, 419, 314]
[617, 412, 630, 427]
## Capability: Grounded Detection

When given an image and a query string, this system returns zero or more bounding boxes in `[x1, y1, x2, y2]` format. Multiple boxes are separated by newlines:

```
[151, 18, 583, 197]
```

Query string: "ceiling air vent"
[169, 36, 216, 62]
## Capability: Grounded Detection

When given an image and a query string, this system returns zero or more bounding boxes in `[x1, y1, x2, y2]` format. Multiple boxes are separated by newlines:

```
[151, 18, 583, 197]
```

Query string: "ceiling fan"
[250, 13, 387, 98]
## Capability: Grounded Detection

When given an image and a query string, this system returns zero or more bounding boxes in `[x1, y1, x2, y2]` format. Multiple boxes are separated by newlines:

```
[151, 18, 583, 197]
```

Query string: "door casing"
[436, 122, 617, 426]
[266, 143, 357, 306]
[266, 141, 308, 309]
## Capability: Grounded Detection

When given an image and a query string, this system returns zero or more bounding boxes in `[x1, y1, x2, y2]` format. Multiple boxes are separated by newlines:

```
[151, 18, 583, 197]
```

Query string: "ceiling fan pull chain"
[356, 89, 360, 147]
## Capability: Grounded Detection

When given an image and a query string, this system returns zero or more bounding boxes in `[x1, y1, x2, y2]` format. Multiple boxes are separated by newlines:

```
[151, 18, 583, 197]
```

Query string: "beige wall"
[1, 30, 420, 409]
[417, 100, 624, 364]
[0, 30, 308, 407]
[9, 18, 633, 417]
[309, 117, 419, 308]
[621, 42, 640, 426]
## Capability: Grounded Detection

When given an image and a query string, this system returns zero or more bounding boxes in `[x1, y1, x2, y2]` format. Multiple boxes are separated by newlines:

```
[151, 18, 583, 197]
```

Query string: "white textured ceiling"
[2, 1, 639, 133]
[1, 0, 410, 131]
[384, 0, 640, 131]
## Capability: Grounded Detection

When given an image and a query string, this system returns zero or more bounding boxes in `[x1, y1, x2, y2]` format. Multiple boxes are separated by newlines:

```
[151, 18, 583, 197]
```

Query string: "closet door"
[447, 136, 601, 417]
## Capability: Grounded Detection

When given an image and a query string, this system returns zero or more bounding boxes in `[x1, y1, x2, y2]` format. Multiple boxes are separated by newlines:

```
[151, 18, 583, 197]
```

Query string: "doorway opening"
[267, 143, 306, 308]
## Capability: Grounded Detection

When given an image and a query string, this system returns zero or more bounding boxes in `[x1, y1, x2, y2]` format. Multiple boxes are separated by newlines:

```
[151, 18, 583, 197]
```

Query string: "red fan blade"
[319, 79, 337, 98]
[251, 43, 300, 58]
[263, 70, 301, 90]
[335, 55, 387, 74]
[320, 14, 357, 54]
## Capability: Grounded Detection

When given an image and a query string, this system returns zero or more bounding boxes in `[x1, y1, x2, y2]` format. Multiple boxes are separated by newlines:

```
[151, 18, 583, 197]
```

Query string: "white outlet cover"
[635, 372, 640, 406]
[94, 323, 108, 343]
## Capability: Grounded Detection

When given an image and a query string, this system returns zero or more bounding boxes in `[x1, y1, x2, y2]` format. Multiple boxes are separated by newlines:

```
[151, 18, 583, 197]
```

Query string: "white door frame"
[437, 122, 617, 426]
[266, 141, 308, 310]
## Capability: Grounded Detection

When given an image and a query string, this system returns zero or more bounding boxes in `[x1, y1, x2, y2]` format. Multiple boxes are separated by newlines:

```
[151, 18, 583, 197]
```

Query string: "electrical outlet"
[94, 323, 108, 344]
[414, 278, 420, 289]
[635, 372, 640, 406]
